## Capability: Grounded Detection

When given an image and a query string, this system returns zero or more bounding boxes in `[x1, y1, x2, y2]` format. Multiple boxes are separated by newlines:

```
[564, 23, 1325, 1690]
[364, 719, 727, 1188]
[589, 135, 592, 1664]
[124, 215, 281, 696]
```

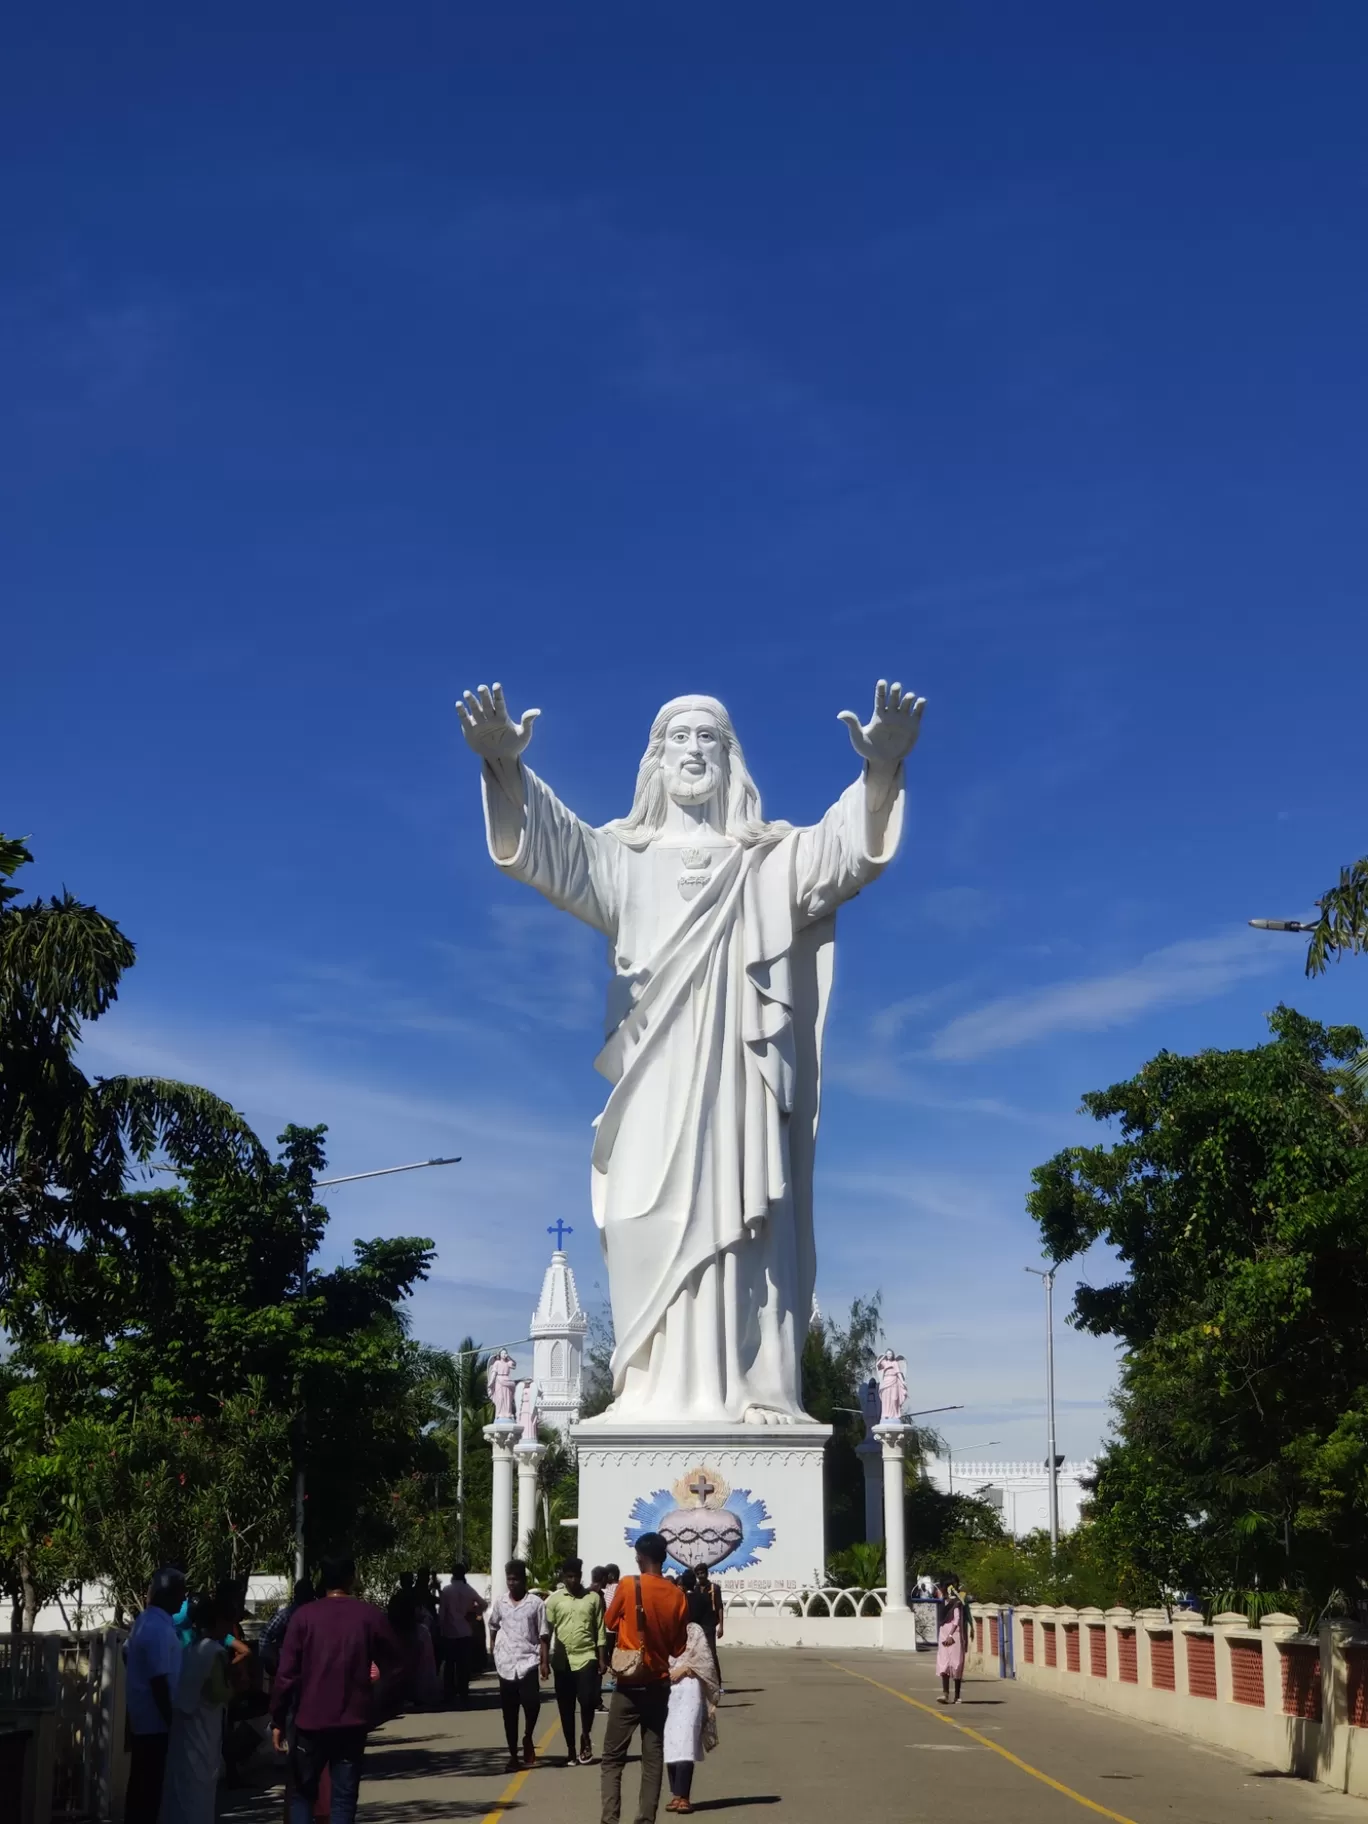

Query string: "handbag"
[610, 1577, 650, 1682]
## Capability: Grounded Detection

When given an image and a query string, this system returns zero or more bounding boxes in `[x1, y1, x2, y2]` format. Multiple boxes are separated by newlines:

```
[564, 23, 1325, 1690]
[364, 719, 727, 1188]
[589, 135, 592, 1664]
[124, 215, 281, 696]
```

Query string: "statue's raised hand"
[457, 683, 540, 763]
[838, 679, 926, 770]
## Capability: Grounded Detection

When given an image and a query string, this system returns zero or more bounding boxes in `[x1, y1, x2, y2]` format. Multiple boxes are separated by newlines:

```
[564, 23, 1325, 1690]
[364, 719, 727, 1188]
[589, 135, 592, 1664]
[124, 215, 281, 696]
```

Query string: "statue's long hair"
[606, 694, 789, 850]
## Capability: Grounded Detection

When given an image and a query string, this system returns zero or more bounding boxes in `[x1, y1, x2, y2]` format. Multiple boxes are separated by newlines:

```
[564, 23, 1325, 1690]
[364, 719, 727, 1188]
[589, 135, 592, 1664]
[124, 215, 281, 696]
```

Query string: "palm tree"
[1, 834, 265, 1299]
[415, 1339, 492, 1563]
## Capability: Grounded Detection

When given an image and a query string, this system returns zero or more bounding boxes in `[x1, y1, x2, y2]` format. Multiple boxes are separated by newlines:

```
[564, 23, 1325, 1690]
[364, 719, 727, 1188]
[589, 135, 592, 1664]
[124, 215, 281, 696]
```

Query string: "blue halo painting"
[625, 1465, 775, 1573]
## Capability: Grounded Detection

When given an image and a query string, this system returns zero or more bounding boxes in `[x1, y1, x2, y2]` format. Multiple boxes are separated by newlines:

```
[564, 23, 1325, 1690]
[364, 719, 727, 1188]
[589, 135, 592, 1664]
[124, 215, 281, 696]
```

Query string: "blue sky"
[7, 5, 1367, 1466]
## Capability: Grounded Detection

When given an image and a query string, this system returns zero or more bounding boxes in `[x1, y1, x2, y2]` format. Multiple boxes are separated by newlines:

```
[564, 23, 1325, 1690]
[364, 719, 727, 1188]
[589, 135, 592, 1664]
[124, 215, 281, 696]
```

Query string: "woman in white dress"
[159, 1596, 232, 1824]
[663, 1620, 720, 1815]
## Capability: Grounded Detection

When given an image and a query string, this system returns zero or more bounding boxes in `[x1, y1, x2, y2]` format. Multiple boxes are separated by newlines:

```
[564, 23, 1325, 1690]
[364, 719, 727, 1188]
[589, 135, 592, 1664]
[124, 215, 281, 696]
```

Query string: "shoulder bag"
[610, 1576, 650, 1682]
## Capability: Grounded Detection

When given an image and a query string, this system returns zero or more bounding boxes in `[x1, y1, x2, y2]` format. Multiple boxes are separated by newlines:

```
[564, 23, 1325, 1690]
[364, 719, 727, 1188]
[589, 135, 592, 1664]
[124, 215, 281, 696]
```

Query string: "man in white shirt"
[486, 1558, 549, 1772]
[122, 1566, 186, 1824]
[437, 1561, 487, 1709]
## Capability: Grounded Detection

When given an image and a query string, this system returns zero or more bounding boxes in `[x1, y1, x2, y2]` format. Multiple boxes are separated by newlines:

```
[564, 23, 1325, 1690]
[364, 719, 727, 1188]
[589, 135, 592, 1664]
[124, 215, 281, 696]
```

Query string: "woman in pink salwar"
[935, 1581, 966, 1704]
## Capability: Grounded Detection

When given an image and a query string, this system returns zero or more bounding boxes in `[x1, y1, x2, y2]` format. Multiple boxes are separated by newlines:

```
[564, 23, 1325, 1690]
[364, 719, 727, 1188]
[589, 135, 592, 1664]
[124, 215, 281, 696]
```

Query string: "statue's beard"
[663, 762, 722, 807]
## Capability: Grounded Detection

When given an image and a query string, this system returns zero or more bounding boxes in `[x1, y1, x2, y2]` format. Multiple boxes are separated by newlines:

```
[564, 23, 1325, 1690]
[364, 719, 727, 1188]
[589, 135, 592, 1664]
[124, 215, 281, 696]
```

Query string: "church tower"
[530, 1222, 588, 1438]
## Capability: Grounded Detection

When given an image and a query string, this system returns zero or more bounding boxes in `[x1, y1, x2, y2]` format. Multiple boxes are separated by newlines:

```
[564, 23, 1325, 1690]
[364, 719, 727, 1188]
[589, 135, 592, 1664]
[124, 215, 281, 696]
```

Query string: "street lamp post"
[292, 1154, 462, 1581]
[1024, 1265, 1060, 1555]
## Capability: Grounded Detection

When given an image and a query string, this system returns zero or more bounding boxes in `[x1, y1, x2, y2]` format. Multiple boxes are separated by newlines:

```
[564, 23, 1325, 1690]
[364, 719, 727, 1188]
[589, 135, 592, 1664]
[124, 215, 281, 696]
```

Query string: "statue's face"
[661, 710, 724, 807]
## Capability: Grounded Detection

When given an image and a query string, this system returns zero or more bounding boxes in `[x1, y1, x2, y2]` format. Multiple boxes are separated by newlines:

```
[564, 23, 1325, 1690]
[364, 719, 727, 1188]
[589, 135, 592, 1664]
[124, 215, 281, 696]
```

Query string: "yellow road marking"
[828, 1662, 1141, 1824]
[479, 1719, 565, 1823]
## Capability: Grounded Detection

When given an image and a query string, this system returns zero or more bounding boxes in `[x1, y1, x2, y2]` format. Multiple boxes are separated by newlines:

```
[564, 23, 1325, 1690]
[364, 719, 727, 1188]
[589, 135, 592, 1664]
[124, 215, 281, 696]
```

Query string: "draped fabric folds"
[481, 765, 903, 1422]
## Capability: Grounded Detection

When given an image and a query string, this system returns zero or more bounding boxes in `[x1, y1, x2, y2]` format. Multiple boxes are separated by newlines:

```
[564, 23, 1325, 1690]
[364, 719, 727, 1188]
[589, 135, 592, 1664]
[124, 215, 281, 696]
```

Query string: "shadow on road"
[354, 1804, 523, 1822]
[366, 1744, 513, 1782]
[687, 1799, 781, 1812]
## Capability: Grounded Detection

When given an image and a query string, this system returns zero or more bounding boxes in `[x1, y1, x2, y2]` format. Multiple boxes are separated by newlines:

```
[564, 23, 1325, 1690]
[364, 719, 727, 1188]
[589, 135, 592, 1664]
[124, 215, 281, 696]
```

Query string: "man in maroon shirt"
[270, 1555, 401, 1824]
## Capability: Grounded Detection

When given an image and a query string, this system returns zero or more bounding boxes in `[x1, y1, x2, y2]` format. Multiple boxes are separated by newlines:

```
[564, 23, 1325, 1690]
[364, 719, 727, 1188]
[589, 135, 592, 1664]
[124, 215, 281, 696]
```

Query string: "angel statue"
[486, 1348, 517, 1423]
[458, 678, 925, 1426]
[876, 1350, 908, 1424]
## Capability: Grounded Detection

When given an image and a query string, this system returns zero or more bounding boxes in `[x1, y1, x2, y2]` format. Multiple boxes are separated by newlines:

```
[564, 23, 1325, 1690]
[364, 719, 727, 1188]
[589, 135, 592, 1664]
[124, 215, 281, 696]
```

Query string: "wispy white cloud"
[929, 929, 1285, 1063]
[76, 1007, 595, 1379]
[826, 1052, 1059, 1128]
[865, 983, 971, 1046]
[271, 898, 604, 1051]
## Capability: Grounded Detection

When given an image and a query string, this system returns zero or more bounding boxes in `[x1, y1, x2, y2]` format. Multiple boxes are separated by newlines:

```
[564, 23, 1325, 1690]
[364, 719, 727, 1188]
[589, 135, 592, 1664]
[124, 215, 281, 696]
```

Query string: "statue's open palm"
[457, 683, 540, 762]
[838, 679, 926, 768]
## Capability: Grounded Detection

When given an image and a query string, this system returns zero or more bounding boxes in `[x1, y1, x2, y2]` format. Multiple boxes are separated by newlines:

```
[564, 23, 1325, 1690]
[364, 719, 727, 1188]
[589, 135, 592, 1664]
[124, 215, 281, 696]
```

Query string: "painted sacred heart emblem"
[628, 1463, 775, 1573]
[660, 1505, 743, 1568]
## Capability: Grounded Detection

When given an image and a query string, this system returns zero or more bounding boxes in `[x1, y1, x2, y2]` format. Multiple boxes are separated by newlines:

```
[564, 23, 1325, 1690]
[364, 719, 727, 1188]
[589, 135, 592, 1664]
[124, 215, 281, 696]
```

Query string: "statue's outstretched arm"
[836, 678, 925, 819]
[458, 682, 539, 827]
[792, 679, 924, 921]
[458, 682, 617, 933]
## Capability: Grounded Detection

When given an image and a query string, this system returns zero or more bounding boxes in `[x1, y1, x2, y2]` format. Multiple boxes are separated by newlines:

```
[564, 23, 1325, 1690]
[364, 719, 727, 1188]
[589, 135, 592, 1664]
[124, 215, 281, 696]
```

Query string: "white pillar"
[857, 1438, 883, 1544]
[485, 1423, 518, 1576]
[876, 1424, 908, 1611]
[515, 1442, 546, 1560]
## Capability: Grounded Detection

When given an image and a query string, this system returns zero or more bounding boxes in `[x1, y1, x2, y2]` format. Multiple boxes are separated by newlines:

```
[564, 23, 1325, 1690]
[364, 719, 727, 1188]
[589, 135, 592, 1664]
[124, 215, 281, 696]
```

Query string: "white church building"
[922, 1458, 1096, 1537]
[528, 1224, 588, 1437]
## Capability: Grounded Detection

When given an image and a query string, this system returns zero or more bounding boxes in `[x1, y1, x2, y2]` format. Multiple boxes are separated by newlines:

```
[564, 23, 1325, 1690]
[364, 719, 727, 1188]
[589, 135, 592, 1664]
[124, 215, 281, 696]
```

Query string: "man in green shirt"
[545, 1557, 608, 1765]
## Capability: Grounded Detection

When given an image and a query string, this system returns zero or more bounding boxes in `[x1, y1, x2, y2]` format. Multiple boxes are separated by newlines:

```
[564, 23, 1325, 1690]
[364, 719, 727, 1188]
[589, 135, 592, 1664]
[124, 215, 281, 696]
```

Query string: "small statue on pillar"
[875, 1349, 908, 1425]
[486, 1348, 518, 1423]
[516, 1377, 542, 1446]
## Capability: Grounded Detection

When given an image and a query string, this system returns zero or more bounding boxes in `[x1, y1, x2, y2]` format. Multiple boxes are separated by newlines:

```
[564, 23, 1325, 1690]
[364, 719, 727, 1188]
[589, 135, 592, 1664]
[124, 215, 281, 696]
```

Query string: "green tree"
[945, 1525, 1114, 1609]
[0, 834, 263, 1300]
[579, 1295, 616, 1420]
[1028, 1007, 1368, 1613]
[6, 1118, 439, 1617]
[1305, 857, 1368, 977]
[802, 1296, 881, 1556]
[412, 1339, 493, 1572]
[0, 1358, 77, 1630]
[58, 1389, 293, 1617]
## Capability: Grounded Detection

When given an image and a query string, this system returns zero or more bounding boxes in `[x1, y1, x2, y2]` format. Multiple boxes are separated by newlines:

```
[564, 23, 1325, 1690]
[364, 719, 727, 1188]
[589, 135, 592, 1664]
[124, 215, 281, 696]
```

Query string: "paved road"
[227, 1648, 1366, 1823]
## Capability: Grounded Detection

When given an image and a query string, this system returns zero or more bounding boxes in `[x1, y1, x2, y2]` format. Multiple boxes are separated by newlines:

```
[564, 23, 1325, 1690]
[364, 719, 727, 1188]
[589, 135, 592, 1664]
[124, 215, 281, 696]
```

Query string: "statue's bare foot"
[743, 1404, 797, 1426]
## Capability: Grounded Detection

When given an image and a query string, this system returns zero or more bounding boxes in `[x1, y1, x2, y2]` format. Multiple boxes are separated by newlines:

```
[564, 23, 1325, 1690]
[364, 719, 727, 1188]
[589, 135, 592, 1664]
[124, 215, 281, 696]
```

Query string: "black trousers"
[124, 1732, 169, 1824]
[554, 1661, 601, 1752]
[599, 1683, 668, 1824]
[441, 1636, 475, 1705]
[668, 1761, 695, 1800]
[498, 1667, 540, 1755]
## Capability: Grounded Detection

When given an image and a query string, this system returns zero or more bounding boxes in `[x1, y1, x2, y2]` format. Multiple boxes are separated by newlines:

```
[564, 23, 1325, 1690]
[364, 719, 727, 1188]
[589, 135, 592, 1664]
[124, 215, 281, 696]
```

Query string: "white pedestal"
[485, 1422, 518, 1575]
[875, 1423, 910, 1611]
[571, 1419, 832, 1591]
[516, 1441, 546, 1560]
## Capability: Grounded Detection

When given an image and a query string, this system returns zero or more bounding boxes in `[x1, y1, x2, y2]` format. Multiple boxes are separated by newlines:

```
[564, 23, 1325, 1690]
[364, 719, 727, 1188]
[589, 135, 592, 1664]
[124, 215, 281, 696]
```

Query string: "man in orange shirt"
[601, 1532, 689, 1824]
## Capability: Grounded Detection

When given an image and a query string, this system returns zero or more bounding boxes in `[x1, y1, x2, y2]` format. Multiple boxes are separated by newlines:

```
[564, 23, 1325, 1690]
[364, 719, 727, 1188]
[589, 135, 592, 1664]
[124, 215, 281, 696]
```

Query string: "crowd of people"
[119, 1537, 729, 1823]
[121, 1540, 977, 1821]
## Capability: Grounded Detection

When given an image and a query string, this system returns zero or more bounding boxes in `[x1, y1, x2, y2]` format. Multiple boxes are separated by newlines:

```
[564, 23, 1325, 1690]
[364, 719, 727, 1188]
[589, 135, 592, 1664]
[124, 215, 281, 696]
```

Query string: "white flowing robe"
[482, 764, 904, 1421]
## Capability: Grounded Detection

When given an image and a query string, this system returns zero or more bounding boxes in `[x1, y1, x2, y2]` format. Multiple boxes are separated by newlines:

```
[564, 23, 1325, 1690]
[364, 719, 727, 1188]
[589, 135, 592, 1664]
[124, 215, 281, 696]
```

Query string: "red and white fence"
[966, 1602, 1368, 1798]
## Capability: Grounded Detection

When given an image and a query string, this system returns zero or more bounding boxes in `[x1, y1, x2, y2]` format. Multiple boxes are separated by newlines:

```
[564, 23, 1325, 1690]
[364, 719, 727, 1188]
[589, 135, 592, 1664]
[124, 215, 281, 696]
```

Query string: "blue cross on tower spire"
[548, 1220, 573, 1250]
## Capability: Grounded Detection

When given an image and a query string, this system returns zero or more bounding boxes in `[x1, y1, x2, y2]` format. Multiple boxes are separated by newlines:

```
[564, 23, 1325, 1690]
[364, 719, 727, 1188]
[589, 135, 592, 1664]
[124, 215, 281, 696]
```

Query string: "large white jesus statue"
[458, 679, 924, 1426]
